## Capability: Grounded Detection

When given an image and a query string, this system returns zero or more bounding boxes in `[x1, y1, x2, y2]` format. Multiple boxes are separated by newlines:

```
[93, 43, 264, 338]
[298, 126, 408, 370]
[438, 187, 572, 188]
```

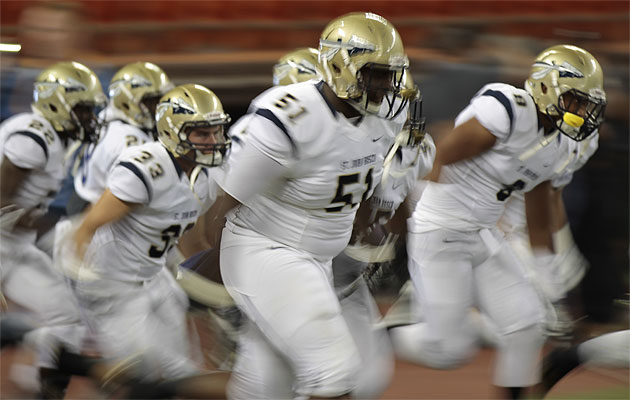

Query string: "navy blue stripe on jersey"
[12, 131, 48, 161]
[255, 108, 297, 156]
[316, 81, 338, 119]
[166, 150, 183, 179]
[231, 135, 242, 144]
[481, 90, 514, 136]
[118, 161, 153, 202]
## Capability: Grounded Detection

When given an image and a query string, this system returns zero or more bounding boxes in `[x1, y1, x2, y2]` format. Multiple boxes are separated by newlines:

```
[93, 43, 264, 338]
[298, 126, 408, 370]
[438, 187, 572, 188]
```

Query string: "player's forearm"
[0, 156, 30, 208]
[525, 181, 554, 252]
[550, 187, 569, 233]
[74, 189, 134, 258]
[434, 118, 497, 167]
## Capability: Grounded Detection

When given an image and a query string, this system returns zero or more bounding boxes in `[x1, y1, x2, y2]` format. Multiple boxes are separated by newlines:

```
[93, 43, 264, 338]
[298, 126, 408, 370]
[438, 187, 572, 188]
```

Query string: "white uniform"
[74, 141, 218, 379]
[0, 113, 85, 368]
[74, 105, 153, 204]
[218, 81, 405, 398]
[392, 83, 572, 388]
[498, 134, 598, 297]
[55, 105, 156, 276]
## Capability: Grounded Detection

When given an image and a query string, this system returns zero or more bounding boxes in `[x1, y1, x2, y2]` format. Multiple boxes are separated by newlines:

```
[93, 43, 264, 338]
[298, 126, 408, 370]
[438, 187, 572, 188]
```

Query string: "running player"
[0, 61, 106, 397]
[389, 44, 607, 399]
[69, 84, 231, 382]
[209, 12, 411, 399]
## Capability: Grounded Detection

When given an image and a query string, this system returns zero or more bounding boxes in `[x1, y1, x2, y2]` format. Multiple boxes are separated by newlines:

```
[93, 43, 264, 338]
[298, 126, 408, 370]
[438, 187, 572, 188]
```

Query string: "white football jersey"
[412, 82, 573, 232]
[85, 142, 216, 281]
[370, 134, 436, 217]
[220, 81, 406, 259]
[75, 105, 153, 204]
[0, 113, 66, 212]
[497, 132, 599, 235]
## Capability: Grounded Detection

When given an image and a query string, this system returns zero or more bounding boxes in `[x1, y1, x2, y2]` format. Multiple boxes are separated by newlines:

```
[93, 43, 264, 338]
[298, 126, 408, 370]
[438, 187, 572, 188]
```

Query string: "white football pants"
[220, 224, 360, 399]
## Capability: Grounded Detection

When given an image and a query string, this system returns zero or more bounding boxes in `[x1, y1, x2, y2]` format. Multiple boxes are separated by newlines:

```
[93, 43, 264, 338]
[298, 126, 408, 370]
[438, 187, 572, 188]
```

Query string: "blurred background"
[1, 0, 628, 324]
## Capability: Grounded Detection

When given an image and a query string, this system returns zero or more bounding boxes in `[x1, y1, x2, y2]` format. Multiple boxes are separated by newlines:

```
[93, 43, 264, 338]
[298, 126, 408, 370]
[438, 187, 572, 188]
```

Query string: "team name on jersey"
[371, 196, 395, 210]
[516, 165, 540, 180]
[340, 154, 376, 170]
[174, 210, 198, 220]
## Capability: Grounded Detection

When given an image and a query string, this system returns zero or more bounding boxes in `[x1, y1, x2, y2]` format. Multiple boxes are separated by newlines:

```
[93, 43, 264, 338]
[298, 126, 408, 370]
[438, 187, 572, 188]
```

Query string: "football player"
[74, 61, 173, 205]
[205, 12, 413, 399]
[0, 61, 106, 397]
[388, 44, 606, 399]
[54, 62, 174, 276]
[68, 84, 231, 384]
[275, 46, 436, 398]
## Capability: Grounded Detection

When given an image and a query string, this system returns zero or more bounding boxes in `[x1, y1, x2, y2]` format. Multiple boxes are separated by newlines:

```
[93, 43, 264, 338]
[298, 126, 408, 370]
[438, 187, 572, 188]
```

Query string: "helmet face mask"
[69, 101, 105, 142]
[108, 62, 173, 132]
[156, 84, 231, 167]
[356, 63, 405, 115]
[525, 44, 606, 141]
[178, 123, 230, 167]
[555, 89, 606, 141]
[32, 61, 107, 142]
[318, 12, 409, 118]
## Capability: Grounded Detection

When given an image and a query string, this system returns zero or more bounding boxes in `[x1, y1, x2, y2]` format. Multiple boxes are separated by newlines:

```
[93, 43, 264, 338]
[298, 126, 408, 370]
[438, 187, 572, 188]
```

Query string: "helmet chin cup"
[557, 112, 585, 140]
[563, 112, 584, 128]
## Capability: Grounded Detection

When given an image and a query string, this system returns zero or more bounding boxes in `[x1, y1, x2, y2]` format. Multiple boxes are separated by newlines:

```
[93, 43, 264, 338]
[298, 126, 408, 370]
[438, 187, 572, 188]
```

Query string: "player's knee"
[301, 351, 361, 398]
[352, 350, 394, 399]
[295, 328, 361, 398]
[424, 337, 478, 369]
[391, 324, 478, 369]
[502, 321, 544, 348]
[497, 302, 544, 338]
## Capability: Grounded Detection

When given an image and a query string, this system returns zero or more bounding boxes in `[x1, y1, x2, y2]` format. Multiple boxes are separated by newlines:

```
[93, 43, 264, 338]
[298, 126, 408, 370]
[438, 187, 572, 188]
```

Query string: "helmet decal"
[32, 61, 106, 142]
[530, 61, 585, 80]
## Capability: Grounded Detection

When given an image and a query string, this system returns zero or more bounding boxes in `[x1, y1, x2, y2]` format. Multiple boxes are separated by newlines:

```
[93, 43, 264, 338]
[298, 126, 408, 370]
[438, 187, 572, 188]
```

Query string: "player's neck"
[320, 82, 362, 119]
[176, 155, 197, 177]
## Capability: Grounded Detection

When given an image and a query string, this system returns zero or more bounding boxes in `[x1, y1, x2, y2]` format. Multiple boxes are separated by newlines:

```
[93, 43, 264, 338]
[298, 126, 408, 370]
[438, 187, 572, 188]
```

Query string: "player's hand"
[531, 250, 565, 303]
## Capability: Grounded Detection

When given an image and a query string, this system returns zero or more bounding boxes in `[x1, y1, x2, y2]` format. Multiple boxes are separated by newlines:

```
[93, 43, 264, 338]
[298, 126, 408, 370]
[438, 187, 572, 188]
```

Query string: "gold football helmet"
[272, 47, 322, 86]
[156, 84, 231, 167]
[525, 44, 606, 141]
[32, 61, 107, 142]
[319, 12, 408, 116]
[108, 62, 173, 132]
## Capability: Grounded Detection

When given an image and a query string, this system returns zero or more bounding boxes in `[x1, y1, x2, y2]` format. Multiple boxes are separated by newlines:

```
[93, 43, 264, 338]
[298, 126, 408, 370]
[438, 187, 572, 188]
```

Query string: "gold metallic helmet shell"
[32, 61, 107, 142]
[273, 47, 322, 86]
[156, 84, 231, 167]
[108, 62, 173, 130]
[525, 44, 606, 141]
[319, 12, 408, 115]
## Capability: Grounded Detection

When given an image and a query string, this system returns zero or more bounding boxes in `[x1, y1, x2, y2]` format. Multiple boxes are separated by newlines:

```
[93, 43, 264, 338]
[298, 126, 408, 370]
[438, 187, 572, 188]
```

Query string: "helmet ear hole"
[50, 104, 57, 113]
[122, 103, 130, 110]
[541, 83, 548, 94]
[332, 63, 341, 74]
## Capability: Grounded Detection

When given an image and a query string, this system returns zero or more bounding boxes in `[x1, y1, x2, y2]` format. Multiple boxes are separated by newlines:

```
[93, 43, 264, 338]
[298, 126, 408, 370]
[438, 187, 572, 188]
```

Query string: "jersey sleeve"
[107, 156, 151, 205]
[242, 110, 296, 165]
[466, 88, 513, 141]
[3, 132, 48, 169]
